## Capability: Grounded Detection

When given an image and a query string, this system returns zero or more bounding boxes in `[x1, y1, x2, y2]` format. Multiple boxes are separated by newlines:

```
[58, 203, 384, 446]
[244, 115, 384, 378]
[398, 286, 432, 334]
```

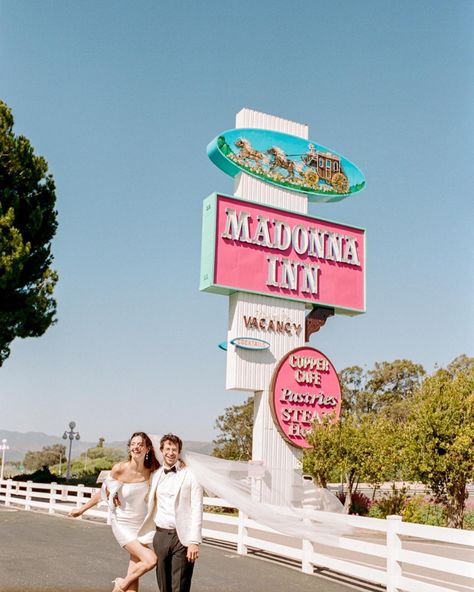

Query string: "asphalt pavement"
[0, 507, 361, 592]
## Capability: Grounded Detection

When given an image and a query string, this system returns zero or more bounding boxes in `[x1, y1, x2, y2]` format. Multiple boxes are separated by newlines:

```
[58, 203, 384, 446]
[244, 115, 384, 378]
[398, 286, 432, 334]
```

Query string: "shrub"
[13, 466, 65, 484]
[403, 495, 446, 527]
[368, 486, 407, 519]
[463, 508, 474, 530]
[336, 491, 372, 515]
[368, 504, 385, 519]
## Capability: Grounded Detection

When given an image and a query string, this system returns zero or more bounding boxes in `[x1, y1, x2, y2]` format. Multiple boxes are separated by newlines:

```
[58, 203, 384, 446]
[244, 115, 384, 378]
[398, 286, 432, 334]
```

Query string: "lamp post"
[62, 421, 80, 481]
[0, 438, 9, 480]
[58, 448, 63, 476]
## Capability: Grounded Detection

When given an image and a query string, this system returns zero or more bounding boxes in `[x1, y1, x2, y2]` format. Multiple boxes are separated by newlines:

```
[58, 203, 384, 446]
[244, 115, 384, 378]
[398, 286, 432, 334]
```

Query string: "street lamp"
[58, 448, 64, 476]
[62, 421, 80, 481]
[0, 438, 9, 480]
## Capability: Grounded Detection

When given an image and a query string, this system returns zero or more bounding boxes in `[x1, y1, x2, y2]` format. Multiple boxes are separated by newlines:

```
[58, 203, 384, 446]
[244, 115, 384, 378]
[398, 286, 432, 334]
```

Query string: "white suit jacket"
[137, 465, 203, 547]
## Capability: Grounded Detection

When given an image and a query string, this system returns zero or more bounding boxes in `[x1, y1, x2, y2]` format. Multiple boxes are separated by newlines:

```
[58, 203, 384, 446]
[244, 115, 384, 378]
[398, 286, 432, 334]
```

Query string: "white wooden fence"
[1, 479, 473, 592]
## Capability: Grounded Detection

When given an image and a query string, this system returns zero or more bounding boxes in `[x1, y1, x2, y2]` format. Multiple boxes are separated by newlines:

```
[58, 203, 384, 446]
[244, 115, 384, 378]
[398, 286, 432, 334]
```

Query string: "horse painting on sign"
[234, 138, 267, 168]
[207, 128, 365, 203]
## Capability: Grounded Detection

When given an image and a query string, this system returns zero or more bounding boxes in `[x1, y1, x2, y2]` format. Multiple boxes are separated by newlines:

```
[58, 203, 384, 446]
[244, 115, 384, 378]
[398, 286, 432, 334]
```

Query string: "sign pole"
[229, 109, 309, 504]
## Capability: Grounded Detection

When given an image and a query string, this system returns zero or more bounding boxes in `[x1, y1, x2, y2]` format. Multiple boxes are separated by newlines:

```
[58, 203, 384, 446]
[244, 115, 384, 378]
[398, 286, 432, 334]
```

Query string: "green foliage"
[23, 444, 66, 472]
[368, 486, 407, 519]
[402, 495, 446, 527]
[65, 446, 126, 478]
[13, 465, 63, 483]
[367, 505, 385, 519]
[339, 360, 425, 421]
[304, 359, 425, 513]
[404, 361, 474, 527]
[446, 354, 474, 377]
[463, 507, 474, 530]
[303, 411, 401, 512]
[366, 359, 425, 403]
[213, 396, 254, 460]
[0, 100, 58, 365]
[302, 413, 340, 488]
[336, 491, 372, 515]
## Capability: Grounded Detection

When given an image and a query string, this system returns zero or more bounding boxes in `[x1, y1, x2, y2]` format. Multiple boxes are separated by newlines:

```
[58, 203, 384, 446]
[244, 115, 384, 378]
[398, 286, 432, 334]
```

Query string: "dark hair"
[160, 433, 183, 453]
[128, 432, 160, 471]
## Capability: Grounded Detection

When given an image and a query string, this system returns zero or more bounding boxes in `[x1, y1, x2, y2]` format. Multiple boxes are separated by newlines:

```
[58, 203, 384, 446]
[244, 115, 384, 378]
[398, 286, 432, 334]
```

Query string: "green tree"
[213, 396, 254, 460]
[303, 414, 396, 512]
[446, 354, 474, 377]
[0, 100, 58, 365]
[23, 444, 66, 472]
[303, 359, 421, 512]
[339, 360, 425, 421]
[73, 446, 126, 477]
[405, 359, 474, 528]
[339, 365, 375, 418]
[302, 413, 340, 488]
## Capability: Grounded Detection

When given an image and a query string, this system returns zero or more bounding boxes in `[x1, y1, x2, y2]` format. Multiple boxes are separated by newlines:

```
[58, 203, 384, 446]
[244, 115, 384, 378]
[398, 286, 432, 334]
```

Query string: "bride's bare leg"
[125, 556, 139, 592]
[114, 541, 156, 591]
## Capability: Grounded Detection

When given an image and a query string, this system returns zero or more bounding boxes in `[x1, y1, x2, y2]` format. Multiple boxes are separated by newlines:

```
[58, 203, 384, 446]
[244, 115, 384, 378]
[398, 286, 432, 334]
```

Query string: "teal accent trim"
[207, 140, 239, 178]
[230, 337, 271, 351]
[201, 282, 365, 315]
[364, 228, 368, 313]
[218, 341, 228, 351]
[199, 193, 217, 291]
[210, 191, 367, 232]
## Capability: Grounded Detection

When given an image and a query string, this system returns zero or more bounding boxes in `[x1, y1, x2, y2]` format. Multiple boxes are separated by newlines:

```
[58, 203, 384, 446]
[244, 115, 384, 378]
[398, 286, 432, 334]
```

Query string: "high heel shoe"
[111, 577, 125, 592]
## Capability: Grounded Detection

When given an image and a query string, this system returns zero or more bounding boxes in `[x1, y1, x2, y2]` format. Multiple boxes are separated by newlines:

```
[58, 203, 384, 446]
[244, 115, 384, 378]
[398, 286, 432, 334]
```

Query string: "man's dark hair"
[160, 433, 183, 453]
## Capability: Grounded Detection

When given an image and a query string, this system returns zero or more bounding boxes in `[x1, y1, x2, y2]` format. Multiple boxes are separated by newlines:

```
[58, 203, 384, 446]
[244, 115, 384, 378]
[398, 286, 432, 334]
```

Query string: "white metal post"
[49, 482, 57, 515]
[301, 538, 314, 574]
[25, 480, 32, 511]
[0, 438, 9, 480]
[5, 478, 12, 506]
[237, 510, 248, 556]
[386, 514, 402, 592]
[77, 484, 84, 512]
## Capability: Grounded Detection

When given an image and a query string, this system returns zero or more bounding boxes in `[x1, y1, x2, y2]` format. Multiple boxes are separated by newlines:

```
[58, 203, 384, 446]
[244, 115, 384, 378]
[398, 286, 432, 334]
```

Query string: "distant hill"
[0, 429, 213, 462]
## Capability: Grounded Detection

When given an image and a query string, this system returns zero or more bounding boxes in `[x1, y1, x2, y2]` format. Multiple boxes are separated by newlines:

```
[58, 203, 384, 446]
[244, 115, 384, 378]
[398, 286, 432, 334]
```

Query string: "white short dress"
[102, 478, 149, 547]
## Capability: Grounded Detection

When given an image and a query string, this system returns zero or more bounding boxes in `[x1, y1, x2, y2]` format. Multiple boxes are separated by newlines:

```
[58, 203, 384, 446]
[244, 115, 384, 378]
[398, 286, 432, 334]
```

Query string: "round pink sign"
[270, 347, 341, 449]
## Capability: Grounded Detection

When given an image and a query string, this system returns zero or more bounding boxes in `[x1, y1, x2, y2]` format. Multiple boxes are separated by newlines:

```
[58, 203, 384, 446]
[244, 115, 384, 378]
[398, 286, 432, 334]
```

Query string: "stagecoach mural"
[207, 128, 366, 203]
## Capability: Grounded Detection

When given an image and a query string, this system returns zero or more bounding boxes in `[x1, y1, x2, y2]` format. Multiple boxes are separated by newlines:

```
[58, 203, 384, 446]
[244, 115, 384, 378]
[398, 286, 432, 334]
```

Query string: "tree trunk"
[344, 474, 355, 514]
[446, 483, 467, 529]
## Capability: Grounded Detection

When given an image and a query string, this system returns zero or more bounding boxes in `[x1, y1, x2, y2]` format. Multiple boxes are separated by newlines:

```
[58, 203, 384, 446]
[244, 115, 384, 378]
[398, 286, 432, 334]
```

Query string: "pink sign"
[270, 347, 341, 449]
[201, 194, 365, 314]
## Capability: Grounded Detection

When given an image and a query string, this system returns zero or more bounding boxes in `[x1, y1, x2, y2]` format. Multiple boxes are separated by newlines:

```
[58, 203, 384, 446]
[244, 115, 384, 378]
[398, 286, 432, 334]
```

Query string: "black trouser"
[153, 527, 195, 592]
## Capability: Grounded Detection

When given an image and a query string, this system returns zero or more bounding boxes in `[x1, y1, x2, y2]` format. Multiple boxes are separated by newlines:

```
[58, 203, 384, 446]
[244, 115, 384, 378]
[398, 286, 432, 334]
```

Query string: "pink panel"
[214, 195, 365, 312]
[271, 347, 341, 449]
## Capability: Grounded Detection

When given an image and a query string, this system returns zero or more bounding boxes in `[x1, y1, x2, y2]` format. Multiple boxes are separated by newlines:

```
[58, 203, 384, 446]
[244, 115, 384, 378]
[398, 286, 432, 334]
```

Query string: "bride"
[70, 431, 160, 592]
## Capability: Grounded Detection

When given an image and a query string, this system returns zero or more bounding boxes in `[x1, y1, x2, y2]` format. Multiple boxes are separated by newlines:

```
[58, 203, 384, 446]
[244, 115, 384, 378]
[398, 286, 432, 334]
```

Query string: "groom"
[137, 434, 203, 592]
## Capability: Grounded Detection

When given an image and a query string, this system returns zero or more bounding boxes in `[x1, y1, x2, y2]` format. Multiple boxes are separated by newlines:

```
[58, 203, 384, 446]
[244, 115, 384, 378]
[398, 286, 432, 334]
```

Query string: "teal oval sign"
[207, 128, 365, 202]
[230, 337, 271, 351]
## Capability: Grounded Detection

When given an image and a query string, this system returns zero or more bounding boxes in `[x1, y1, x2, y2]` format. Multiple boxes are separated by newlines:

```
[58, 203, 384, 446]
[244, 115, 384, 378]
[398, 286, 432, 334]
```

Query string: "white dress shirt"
[154, 466, 180, 529]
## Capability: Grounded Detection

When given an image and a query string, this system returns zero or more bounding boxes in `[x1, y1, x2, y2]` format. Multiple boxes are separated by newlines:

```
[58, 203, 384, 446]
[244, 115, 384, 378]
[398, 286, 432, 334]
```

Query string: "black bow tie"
[164, 466, 177, 475]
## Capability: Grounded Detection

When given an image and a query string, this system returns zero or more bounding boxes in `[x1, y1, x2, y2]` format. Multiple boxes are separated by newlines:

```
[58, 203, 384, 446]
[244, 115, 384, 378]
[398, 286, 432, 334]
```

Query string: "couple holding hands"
[70, 432, 203, 592]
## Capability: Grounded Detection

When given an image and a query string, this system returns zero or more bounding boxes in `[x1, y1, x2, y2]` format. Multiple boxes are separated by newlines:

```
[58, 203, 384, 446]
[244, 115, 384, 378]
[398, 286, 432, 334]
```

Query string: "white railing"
[1, 479, 473, 592]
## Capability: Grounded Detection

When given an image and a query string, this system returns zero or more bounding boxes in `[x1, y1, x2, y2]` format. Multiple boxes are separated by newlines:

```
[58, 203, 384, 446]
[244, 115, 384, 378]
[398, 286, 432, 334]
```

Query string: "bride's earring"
[145, 452, 149, 461]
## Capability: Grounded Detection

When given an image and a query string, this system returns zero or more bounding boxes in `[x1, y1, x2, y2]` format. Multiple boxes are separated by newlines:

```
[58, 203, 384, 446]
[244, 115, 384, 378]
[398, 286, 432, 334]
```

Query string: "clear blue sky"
[0, 0, 472, 443]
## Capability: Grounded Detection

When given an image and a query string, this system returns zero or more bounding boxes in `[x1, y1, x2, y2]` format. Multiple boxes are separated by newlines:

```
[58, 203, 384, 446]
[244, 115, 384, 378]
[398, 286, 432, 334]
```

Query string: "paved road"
[0, 507, 361, 592]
